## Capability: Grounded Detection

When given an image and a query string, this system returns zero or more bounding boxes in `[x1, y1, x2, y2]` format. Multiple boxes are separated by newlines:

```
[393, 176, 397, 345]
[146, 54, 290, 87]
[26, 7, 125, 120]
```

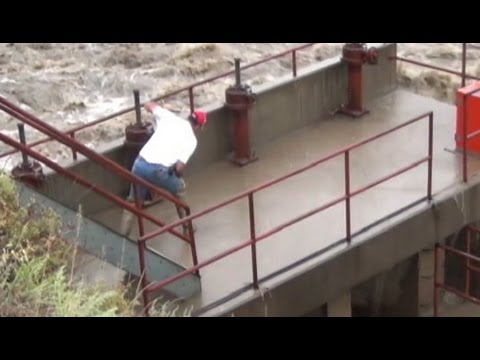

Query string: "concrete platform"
[441, 301, 480, 317]
[93, 89, 480, 316]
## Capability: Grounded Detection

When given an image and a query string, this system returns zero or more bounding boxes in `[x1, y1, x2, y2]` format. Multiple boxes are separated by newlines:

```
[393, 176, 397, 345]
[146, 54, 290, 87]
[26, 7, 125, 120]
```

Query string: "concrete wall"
[351, 253, 419, 316]
[249, 59, 348, 147]
[38, 139, 130, 215]
[35, 44, 398, 216]
[364, 43, 397, 102]
[187, 105, 231, 175]
[195, 43, 397, 171]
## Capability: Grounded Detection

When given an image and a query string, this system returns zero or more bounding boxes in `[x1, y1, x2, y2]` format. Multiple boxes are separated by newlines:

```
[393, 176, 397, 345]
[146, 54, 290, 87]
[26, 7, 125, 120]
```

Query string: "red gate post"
[225, 58, 258, 166]
[339, 43, 379, 118]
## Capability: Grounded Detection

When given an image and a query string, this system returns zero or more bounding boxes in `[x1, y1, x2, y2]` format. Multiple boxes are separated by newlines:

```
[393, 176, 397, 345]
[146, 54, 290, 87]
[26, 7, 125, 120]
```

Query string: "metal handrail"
[389, 44, 480, 183]
[0, 130, 198, 266]
[390, 43, 480, 86]
[0, 43, 319, 312]
[434, 225, 480, 316]
[138, 111, 434, 314]
[0, 97, 187, 209]
[390, 55, 480, 83]
[0, 98, 199, 265]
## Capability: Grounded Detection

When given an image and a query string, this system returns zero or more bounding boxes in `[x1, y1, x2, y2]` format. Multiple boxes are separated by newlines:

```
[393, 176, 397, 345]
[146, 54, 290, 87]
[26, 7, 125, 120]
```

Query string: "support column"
[338, 43, 379, 118]
[225, 58, 258, 166]
[327, 291, 352, 317]
[352, 253, 420, 316]
[372, 253, 420, 316]
[419, 246, 436, 314]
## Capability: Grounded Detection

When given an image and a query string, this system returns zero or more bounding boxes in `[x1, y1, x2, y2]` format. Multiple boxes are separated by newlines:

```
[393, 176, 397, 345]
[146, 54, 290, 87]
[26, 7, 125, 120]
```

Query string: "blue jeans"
[127, 156, 185, 202]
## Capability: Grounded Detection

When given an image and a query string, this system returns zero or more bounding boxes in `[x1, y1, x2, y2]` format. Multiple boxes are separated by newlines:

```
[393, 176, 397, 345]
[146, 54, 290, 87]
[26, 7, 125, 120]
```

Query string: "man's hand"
[144, 101, 159, 114]
[175, 161, 186, 178]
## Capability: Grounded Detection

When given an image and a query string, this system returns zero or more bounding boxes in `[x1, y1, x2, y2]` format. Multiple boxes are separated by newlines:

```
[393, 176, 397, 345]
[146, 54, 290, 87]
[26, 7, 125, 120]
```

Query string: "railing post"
[344, 151, 351, 243]
[134, 89, 142, 126]
[188, 87, 195, 114]
[463, 93, 468, 183]
[466, 228, 471, 295]
[69, 132, 78, 161]
[137, 240, 151, 316]
[462, 43, 467, 88]
[133, 183, 145, 237]
[133, 178, 149, 316]
[292, 50, 297, 78]
[17, 123, 30, 167]
[433, 243, 440, 317]
[427, 112, 433, 201]
[185, 207, 199, 276]
[248, 193, 259, 289]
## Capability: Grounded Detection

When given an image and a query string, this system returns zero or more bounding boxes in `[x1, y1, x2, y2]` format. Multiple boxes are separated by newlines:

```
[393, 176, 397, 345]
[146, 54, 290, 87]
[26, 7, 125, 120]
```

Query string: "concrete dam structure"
[2, 43, 480, 317]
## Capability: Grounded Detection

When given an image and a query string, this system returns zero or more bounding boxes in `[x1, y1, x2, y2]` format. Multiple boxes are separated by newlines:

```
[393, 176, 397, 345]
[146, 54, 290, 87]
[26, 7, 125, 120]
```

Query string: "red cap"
[192, 110, 208, 128]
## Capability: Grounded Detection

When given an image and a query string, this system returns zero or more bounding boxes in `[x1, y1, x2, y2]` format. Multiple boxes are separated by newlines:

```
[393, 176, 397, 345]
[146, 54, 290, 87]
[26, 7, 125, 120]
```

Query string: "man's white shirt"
[139, 106, 197, 167]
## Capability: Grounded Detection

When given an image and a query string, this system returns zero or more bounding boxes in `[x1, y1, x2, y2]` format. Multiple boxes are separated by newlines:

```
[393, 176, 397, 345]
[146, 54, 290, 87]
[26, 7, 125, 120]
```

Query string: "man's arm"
[144, 101, 159, 114]
[144, 102, 178, 129]
[144, 102, 160, 129]
[174, 161, 187, 178]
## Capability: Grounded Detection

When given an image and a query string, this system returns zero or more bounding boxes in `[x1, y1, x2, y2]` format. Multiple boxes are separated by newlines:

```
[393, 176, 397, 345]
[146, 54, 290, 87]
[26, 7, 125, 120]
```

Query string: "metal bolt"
[134, 89, 142, 126]
[17, 123, 29, 167]
[234, 58, 241, 87]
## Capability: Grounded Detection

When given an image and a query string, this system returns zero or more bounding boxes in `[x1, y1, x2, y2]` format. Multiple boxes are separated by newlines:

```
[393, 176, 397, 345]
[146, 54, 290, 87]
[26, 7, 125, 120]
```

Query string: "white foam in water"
[0, 43, 475, 165]
[0, 77, 17, 84]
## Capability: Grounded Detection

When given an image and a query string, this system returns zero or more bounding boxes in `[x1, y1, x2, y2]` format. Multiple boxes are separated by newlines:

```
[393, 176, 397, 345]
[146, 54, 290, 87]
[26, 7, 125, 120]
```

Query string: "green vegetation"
[0, 173, 189, 317]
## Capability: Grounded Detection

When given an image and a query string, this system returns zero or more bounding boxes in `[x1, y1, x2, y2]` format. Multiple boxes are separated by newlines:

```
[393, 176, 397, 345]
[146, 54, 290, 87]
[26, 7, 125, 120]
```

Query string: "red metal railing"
[0, 131, 174, 235]
[389, 43, 480, 88]
[0, 43, 316, 161]
[0, 130, 200, 274]
[390, 43, 480, 183]
[0, 43, 318, 310]
[0, 97, 199, 268]
[391, 56, 480, 86]
[434, 225, 480, 316]
[137, 111, 435, 314]
[392, 44, 480, 316]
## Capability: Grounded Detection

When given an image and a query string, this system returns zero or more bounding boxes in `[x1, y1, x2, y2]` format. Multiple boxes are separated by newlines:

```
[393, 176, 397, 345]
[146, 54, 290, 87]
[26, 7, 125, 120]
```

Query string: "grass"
[0, 172, 190, 317]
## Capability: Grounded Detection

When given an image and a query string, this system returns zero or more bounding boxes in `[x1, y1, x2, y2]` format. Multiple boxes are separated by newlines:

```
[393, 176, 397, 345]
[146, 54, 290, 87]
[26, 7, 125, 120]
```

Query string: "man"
[120, 101, 207, 237]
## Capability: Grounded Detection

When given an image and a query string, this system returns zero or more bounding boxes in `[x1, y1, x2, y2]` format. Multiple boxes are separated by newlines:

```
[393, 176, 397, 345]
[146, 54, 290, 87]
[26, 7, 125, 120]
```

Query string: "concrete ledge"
[201, 176, 480, 317]
[39, 138, 130, 216]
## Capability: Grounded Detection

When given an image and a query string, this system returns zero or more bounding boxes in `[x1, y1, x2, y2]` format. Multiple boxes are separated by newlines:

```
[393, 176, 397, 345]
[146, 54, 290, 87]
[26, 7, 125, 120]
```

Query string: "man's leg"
[147, 167, 196, 238]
